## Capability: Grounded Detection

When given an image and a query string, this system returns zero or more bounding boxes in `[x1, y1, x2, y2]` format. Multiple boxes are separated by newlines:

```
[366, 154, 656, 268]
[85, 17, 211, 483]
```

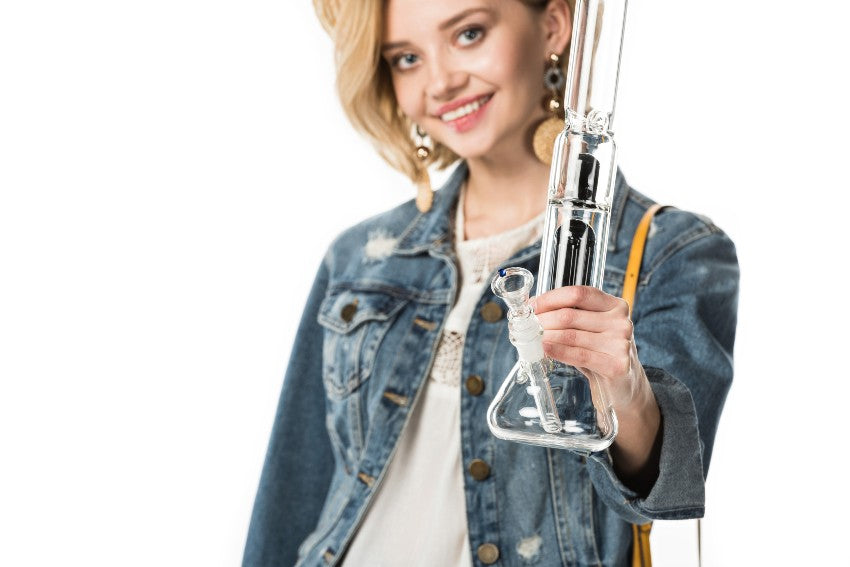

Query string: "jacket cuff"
[586, 366, 705, 523]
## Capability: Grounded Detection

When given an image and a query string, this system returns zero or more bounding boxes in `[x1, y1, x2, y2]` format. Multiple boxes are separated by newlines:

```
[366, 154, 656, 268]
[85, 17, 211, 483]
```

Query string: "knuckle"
[576, 286, 593, 303]
[560, 328, 579, 345]
[558, 308, 575, 327]
[564, 286, 582, 305]
[602, 317, 629, 339]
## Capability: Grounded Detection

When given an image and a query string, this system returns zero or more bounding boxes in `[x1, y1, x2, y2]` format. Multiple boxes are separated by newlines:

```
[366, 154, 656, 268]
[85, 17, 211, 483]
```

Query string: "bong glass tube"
[487, 0, 628, 453]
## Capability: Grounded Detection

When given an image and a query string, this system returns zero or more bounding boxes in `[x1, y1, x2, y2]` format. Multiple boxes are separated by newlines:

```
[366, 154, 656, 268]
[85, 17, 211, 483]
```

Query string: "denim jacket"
[243, 164, 739, 567]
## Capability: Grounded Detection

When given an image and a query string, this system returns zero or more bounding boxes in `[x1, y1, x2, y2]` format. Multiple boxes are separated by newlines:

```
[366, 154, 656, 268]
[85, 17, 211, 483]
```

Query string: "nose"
[425, 52, 467, 101]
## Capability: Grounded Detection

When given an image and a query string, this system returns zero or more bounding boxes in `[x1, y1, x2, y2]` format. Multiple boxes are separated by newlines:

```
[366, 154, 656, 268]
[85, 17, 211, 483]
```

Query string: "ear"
[542, 0, 573, 56]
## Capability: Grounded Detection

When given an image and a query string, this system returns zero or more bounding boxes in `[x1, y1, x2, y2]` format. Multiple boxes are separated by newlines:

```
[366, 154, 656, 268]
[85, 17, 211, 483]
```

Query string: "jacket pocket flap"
[318, 289, 408, 334]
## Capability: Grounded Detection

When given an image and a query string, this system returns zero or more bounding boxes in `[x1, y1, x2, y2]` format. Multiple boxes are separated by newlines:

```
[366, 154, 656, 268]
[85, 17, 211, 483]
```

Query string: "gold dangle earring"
[532, 53, 567, 165]
[413, 125, 434, 213]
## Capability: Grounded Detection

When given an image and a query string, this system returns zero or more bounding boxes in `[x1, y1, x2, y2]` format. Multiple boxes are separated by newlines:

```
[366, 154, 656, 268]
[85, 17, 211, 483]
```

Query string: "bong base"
[486, 361, 618, 454]
[487, 418, 617, 454]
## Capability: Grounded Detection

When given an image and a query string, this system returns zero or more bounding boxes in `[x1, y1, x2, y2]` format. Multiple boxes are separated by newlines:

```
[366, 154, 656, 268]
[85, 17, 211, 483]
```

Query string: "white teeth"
[440, 96, 490, 122]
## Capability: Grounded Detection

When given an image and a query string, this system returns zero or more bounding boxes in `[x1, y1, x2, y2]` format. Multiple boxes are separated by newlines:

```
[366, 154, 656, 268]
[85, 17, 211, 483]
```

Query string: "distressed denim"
[243, 163, 739, 567]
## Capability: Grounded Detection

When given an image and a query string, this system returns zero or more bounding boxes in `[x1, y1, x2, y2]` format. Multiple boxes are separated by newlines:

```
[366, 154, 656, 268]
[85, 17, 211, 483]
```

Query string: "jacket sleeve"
[243, 257, 334, 566]
[587, 220, 739, 523]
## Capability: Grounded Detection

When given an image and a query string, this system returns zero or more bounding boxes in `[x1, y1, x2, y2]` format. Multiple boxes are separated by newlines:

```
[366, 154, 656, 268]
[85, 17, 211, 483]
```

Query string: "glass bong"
[486, 0, 629, 453]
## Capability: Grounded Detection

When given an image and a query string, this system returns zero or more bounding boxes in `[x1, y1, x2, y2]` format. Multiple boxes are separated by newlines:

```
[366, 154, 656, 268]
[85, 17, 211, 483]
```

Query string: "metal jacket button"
[465, 374, 485, 396]
[469, 459, 491, 481]
[480, 301, 503, 322]
[340, 301, 358, 322]
[477, 543, 500, 564]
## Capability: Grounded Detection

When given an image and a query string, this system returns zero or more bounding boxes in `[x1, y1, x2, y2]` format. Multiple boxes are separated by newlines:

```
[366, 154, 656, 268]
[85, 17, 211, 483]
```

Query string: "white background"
[1, 1, 848, 565]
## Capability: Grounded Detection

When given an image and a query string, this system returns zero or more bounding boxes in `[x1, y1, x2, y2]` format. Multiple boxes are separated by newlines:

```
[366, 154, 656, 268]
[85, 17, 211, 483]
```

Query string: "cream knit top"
[344, 194, 544, 567]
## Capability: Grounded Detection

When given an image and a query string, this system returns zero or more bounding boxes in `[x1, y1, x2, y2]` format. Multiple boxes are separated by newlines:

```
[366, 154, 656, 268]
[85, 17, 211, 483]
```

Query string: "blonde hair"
[313, 0, 575, 184]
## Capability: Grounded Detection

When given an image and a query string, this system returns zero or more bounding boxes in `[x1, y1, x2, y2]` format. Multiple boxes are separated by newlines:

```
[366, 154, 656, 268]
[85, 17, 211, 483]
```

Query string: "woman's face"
[382, 0, 570, 162]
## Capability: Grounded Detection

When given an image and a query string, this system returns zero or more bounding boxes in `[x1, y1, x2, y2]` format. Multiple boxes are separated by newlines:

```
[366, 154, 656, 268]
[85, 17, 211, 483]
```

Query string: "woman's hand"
[531, 285, 643, 411]
[531, 285, 662, 492]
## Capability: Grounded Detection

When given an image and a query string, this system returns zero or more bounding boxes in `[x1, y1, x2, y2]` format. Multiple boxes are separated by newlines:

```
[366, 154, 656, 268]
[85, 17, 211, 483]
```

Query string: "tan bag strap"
[625, 203, 667, 567]
[631, 523, 653, 567]
[622, 203, 666, 316]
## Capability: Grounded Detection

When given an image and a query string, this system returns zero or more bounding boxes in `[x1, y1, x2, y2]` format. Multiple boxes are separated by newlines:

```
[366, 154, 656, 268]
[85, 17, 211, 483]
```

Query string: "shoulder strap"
[622, 203, 667, 316]
[625, 202, 667, 567]
[632, 523, 653, 567]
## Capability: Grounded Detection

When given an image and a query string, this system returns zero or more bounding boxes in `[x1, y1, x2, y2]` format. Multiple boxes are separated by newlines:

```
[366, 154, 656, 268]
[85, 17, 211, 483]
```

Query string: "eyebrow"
[381, 7, 494, 52]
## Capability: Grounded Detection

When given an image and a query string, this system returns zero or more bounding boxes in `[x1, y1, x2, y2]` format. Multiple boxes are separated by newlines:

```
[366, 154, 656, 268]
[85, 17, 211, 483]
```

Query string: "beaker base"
[488, 424, 616, 453]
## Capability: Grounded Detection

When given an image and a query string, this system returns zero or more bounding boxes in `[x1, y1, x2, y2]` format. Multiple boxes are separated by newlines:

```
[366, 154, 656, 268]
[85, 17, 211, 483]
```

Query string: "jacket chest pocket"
[317, 289, 409, 400]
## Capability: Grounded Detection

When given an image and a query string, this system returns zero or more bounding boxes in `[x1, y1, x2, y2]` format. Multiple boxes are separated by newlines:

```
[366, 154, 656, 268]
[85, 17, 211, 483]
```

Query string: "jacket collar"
[394, 162, 467, 255]
[393, 161, 630, 255]
[608, 170, 630, 253]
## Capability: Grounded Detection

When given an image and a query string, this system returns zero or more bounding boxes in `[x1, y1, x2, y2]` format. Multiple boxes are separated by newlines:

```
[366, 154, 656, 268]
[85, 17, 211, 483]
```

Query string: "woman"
[244, 0, 738, 565]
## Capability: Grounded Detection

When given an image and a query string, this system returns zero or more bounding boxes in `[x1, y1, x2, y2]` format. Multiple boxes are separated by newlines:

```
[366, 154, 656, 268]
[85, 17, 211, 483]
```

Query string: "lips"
[435, 94, 493, 133]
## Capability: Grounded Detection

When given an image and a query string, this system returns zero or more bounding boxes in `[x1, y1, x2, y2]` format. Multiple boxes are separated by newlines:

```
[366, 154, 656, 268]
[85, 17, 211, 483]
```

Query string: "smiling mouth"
[439, 94, 493, 122]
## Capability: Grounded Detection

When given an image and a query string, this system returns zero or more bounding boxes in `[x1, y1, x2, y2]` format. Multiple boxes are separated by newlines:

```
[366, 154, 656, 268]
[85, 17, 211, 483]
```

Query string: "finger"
[532, 286, 627, 314]
[542, 342, 631, 378]
[536, 307, 609, 333]
[542, 329, 632, 360]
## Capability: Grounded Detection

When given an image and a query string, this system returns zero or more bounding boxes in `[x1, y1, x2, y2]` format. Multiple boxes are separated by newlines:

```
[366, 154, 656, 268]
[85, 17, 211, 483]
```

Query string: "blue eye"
[458, 26, 484, 46]
[392, 53, 419, 71]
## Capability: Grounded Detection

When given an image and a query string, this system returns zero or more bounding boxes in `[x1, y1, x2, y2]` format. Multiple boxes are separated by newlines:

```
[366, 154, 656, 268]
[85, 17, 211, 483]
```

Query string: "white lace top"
[343, 194, 544, 567]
